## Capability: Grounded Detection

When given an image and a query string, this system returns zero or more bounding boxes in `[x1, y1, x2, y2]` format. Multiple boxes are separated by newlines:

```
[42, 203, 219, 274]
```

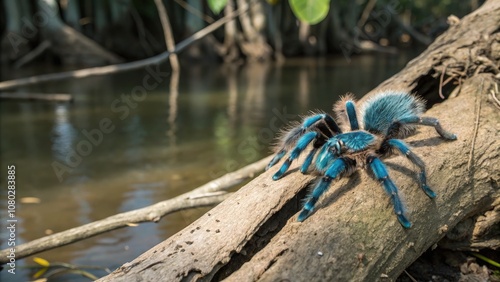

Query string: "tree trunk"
[1, 0, 32, 62]
[62, 0, 82, 31]
[99, 1, 500, 281]
[236, 0, 272, 61]
[37, 0, 123, 65]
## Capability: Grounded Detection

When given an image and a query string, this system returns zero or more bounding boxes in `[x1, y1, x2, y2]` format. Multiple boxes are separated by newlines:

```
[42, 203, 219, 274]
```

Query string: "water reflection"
[242, 63, 270, 122]
[226, 66, 238, 127]
[299, 68, 310, 108]
[0, 52, 418, 281]
[124, 115, 146, 163]
[167, 69, 179, 148]
[51, 104, 77, 163]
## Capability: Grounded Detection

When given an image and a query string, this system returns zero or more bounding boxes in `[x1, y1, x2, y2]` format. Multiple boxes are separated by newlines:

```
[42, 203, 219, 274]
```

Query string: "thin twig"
[129, 6, 155, 56]
[490, 83, 500, 109]
[404, 270, 418, 282]
[439, 64, 448, 99]
[174, 0, 214, 23]
[467, 78, 483, 173]
[442, 75, 455, 86]
[357, 0, 377, 30]
[13, 40, 52, 68]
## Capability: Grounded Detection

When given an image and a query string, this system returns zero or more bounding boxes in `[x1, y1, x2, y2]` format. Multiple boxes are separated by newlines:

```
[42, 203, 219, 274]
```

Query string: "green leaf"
[208, 0, 228, 15]
[289, 0, 330, 24]
[471, 252, 500, 268]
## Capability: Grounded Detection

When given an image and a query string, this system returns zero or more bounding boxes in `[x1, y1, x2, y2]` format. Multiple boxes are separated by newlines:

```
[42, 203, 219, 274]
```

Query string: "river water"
[0, 51, 417, 281]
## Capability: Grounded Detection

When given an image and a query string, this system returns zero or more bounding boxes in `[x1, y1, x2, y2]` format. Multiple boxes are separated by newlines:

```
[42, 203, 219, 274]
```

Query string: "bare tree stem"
[154, 0, 179, 72]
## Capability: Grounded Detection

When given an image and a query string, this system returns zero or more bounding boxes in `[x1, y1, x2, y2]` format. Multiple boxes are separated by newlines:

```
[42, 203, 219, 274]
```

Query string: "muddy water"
[0, 52, 417, 281]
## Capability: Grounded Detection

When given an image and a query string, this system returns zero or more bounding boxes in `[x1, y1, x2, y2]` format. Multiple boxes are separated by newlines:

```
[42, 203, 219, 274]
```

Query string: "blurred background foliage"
[0, 0, 482, 67]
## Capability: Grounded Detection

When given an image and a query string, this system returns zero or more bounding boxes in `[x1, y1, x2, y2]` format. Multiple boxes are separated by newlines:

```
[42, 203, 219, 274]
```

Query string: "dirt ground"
[397, 247, 500, 282]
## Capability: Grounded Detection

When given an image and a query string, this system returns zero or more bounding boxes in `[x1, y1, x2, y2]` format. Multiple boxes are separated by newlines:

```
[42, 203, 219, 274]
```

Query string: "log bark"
[98, 1, 500, 281]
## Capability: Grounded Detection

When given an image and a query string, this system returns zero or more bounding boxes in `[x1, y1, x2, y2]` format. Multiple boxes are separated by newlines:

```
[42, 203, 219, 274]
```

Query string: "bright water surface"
[0, 52, 418, 281]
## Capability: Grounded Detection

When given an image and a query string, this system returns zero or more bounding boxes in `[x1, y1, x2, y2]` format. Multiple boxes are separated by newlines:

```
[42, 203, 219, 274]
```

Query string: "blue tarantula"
[267, 91, 457, 228]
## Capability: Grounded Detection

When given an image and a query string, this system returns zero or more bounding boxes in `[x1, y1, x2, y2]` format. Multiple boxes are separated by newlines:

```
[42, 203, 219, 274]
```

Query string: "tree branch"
[154, 0, 179, 72]
[0, 3, 251, 91]
[13, 40, 52, 68]
[0, 92, 72, 102]
[0, 156, 271, 264]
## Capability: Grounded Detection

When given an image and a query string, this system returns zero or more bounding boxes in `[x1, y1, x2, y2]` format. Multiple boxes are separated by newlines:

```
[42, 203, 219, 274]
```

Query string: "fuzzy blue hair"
[362, 91, 425, 137]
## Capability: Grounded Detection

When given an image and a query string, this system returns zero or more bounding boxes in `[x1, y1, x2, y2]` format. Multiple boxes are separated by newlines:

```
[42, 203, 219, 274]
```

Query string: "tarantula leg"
[267, 149, 287, 170]
[345, 100, 360, 130]
[387, 139, 436, 198]
[298, 158, 348, 222]
[367, 156, 412, 228]
[303, 114, 341, 133]
[266, 127, 303, 170]
[273, 132, 319, 180]
[396, 116, 457, 140]
[300, 148, 318, 173]
[267, 114, 341, 170]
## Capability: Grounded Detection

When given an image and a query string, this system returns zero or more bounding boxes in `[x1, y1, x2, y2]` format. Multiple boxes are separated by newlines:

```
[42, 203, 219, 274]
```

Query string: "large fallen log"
[98, 1, 500, 281]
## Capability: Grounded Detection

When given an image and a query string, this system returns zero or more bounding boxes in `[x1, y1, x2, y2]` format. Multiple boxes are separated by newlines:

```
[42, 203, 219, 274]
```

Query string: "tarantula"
[267, 91, 457, 228]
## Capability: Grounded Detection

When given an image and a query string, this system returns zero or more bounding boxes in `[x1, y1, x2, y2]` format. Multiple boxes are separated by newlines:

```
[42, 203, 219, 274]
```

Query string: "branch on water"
[0, 156, 271, 264]
[0, 2, 251, 91]
[0, 92, 72, 102]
